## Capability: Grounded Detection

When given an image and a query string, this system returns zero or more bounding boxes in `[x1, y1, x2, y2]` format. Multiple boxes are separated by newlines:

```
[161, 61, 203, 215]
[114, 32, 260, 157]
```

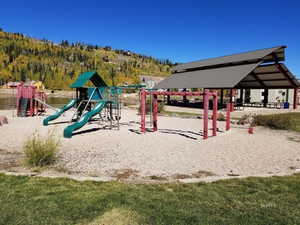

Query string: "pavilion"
[155, 46, 300, 109]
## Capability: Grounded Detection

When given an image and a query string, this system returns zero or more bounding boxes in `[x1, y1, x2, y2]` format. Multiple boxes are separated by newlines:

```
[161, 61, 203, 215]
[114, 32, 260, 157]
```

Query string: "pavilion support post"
[183, 88, 188, 105]
[263, 88, 269, 107]
[203, 90, 209, 139]
[167, 89, 171, 104]
[152, 94, 158, 131]
[220, 89, 224, 107]
[294, 88, 298, 109]
[229, 89, 234, 112]
[212, 93, 218, 136]
[240, 89, 244, 104]
[140, 88, 146, 133]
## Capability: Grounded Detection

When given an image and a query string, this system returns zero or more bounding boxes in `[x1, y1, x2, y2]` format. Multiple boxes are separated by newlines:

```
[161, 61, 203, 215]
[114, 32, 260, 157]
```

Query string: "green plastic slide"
[43, 99, 79, 126]
[63, 100, 107, 138]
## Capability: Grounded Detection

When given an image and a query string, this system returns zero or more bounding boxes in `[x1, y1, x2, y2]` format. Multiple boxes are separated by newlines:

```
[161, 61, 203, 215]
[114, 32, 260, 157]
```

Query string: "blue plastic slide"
[43, 99, 79, 126]
[63, 100, 107, 138]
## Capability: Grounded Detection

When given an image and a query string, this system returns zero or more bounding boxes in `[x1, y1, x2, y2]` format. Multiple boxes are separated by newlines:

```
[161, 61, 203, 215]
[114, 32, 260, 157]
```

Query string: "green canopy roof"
[70, 71, 108, 88]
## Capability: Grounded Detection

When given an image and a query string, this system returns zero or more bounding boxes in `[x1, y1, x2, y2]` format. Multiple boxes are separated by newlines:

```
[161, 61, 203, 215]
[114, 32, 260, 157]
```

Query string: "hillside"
[0, 29, 173, 89]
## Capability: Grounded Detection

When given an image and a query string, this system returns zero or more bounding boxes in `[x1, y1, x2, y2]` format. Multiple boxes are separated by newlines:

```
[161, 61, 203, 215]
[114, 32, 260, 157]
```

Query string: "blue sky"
[1, 0, 299, 77]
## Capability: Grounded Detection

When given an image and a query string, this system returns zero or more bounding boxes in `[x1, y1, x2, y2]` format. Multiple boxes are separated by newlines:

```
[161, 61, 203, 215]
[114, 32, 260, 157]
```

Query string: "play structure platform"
[16, 83, 47, 117]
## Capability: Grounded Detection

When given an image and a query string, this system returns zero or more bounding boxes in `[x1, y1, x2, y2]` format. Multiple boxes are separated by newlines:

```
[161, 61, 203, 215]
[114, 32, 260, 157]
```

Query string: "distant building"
[139, 75, 164, 89]
[2, 81, 45, 91]
[5, 81, 22, 88]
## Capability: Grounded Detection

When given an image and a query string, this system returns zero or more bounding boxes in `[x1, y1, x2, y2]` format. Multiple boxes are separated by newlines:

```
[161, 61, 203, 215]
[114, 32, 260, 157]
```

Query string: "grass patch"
[254, 113, 300, 132]
[173, 170, 215, 179]
[0, 149, 21, 170]
[287, 136, 300, 143]
[53, 165, 71, 174]
[1, 173, 300, 224]
[80, 207, 143, 225]
[111, 169, 139, 180]
[148, 175, 168, 181]
[163, 111, 200, 118]
[163, 111, 241, 120]
[138, 99, 165, 115]
[23, 131, 60, 167]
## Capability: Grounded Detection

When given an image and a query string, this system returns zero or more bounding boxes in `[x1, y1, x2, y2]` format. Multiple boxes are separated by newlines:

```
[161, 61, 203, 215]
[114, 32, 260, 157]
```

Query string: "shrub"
[237, 113, 256, 126]
[217, 113, 226, 121]
[139, 99, 165, 114]
[253, 113, 300, 131]
[157, 101, 165, 113]
[23, 131, 60, 167]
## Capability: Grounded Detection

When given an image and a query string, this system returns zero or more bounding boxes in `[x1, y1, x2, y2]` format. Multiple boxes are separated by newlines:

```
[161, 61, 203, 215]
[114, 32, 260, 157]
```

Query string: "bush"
[237, 113, 256, 126]
[139, 99, 165, 114]
[157, 101, 165, 113]
[217, 113, 226, 121]
[253, 113, 300, 131]
[23, 132, 60, 167]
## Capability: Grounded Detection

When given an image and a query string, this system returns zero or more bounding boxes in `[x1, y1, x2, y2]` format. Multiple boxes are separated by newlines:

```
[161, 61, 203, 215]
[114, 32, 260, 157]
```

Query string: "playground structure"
[43, 72, 123, 138]
[139, 88, 225, 139]
[16, 83, 47, 117]
[42, 71, 232, 139]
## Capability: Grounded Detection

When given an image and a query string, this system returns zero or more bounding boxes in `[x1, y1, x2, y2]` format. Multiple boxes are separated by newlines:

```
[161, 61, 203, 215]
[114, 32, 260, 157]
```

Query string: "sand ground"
[0, 108, 300, 181]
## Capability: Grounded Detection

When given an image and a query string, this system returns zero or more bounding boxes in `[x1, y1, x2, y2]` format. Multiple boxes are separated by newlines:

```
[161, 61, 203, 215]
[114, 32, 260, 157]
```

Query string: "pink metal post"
[16, 85, 22, 115]
[294, 88, 298, 109]
[152, 94, 158, 131]
[203, 90, 209, 139]
[226, 103, 231, 131]
[212, 93, 218, 136]
[140, 88, 146, 133]
[29, 86, 35, 116]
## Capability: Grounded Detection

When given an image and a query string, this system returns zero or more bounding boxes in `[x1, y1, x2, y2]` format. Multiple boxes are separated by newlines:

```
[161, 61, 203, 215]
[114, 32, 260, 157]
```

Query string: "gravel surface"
[0, 109, 299, 178]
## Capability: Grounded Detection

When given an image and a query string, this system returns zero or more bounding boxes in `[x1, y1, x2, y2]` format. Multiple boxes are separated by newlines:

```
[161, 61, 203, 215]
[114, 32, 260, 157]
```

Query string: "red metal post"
[140, 88, 146, 133]
[226, 103, 231, 131]
[293, 88, 298, 109]
[152, 94, 158, 131]
[212, 93, 218, 136]
[203, 90, 209, 139]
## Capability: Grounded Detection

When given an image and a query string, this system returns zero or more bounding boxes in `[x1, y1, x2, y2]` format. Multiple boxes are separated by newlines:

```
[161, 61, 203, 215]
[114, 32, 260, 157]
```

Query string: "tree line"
[0, 28, 173, 89]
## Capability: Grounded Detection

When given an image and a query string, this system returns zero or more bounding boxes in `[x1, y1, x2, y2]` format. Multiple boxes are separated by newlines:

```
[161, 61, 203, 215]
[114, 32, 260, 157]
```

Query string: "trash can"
[283, 102, 290, 109]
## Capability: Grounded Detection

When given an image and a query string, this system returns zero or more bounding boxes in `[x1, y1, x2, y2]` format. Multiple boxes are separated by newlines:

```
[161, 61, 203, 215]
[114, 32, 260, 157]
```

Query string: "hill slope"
[0, 29, 172, 89]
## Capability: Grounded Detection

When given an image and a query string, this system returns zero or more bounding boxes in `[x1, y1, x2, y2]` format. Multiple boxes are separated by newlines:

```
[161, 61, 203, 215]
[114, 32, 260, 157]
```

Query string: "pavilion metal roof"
[172, 46, 286, 73]
[155, 46, 300, 89]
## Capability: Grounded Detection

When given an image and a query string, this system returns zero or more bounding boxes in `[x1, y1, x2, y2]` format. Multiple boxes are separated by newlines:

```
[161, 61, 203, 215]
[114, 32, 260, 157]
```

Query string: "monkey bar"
[139, 88, 223, 140]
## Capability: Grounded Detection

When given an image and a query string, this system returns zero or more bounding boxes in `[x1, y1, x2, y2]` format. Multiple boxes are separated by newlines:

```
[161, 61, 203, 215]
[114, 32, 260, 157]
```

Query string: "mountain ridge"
[0, 28, 173, 89]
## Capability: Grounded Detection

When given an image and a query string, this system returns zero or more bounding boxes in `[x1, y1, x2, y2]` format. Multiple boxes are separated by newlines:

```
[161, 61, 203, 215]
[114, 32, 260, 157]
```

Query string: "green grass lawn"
[1, 173, 300, 225]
